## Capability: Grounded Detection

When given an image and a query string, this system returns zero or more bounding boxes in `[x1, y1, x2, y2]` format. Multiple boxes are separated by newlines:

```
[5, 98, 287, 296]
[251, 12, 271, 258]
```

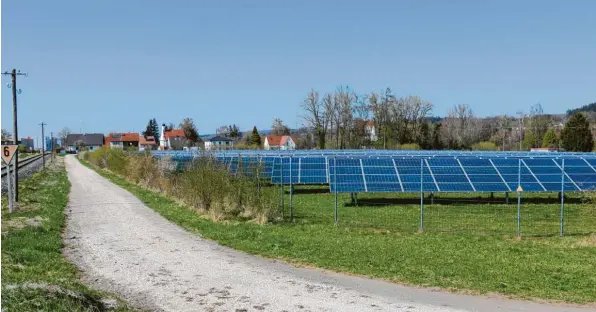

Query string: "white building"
[365, 121, 378, 142]
[204, 135, 235, 150]
[264, 135, 296, 150]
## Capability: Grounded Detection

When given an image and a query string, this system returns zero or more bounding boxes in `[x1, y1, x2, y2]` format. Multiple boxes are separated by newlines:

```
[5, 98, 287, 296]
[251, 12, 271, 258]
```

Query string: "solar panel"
[329, 158, 366, 193]
[298, 157, 328, 184]
[459, 158, 510, 192]
[554, 158, 596, 191]
[523, 158, 578, 191]
[427, 158, 474, 192]
[393, 158, 438, 192]
[490, 158, 545, 191]
[271, 157, 299, 184]
[153, 150, 596, 193]
[361, 158, 402, 192]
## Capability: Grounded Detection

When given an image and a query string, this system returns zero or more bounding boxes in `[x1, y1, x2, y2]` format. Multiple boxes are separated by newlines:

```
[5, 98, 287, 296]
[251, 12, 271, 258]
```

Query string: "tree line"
[299, 86, 595, 152]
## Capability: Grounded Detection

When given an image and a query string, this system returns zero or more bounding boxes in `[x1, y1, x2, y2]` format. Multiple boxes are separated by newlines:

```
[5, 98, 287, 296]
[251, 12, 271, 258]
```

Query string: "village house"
[365, 120, 378, 142]
[105, 132, 140, 149]
[65, 133, 105, 152]
[158, 124, 188, 150]
[139, 136, 157, 151]
[204, 135, 235, 150]
[263, 135, 297, 150]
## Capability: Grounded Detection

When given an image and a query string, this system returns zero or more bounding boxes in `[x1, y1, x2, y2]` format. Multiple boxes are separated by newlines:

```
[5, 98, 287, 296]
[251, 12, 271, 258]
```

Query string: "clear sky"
[2, 0, 595, 144]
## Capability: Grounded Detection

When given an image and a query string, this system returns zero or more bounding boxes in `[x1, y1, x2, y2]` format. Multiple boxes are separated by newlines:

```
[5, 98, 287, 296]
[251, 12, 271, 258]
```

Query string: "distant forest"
[568, 102, 596, 116]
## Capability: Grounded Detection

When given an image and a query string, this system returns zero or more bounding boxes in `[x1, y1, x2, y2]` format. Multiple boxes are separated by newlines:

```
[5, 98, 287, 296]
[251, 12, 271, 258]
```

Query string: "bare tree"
[528, 103, 550, 147]
[1, 129, 12, 141]
[271, 118, 291, 136]
[58, 127, 71, 147]
[300, 90, 329, 149]
[441, 104, 476, 149]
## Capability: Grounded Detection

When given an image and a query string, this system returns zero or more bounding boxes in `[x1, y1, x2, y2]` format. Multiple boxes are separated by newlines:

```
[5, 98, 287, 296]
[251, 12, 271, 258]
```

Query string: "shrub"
[399, 143, 421, 150]
[471, 141, 498, 151]
[82, 148, 279, 223]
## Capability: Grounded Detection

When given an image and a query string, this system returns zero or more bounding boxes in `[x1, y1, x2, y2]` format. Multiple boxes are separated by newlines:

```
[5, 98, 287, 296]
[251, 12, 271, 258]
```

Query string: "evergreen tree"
[250, 126, 261, 146]
[142, 118, 160, 139]
[541, 128, 559, 148]
[521, 131, 537, 150]
[561, 113, 594, 152]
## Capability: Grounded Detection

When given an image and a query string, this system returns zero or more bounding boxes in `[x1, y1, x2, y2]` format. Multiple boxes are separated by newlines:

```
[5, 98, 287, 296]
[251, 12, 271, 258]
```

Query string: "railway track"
[1, 153, 50, 178]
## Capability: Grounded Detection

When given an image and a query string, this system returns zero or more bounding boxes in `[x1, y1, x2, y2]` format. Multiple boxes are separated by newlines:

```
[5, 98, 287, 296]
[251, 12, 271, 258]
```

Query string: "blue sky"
[2, 0, 595, 144]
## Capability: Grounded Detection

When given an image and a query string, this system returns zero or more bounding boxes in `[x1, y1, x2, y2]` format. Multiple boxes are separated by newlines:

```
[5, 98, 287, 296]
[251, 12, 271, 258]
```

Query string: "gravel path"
[62, 156, 595, 312]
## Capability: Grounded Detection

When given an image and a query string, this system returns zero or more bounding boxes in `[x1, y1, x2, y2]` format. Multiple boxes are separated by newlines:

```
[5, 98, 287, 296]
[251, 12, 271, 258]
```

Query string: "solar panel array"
[151, 150, 596, 193]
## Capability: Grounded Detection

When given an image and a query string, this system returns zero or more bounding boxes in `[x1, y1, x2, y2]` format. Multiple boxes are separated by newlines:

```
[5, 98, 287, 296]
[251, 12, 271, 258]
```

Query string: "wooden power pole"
[2, 69, 27, 201]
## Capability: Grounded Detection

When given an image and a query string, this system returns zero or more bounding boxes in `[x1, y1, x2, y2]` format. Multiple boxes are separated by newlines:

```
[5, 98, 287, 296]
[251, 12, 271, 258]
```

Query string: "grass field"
[81, 158, 596, 304]
[1, 159, 136, 312]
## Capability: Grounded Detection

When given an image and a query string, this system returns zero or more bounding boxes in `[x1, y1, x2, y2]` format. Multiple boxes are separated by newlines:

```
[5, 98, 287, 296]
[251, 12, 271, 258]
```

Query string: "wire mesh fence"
[157, 151, 596, 237]
[270, 155, 596, 237]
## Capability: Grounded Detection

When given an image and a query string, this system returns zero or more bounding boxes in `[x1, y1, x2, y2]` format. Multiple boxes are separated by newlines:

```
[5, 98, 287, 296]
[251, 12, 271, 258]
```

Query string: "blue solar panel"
[427, 158, 474, 192]
[298, 157, 328, 184]
[329, 158, 366, 193]
[459, 158, 510, 192]
[361, 158, 401, 192]
[523, 158, 578, 191]
[152, 150, 596, 193]
[553, 158, 596, 191]
[393, 158, 438, 192]
[491, 158, 544, 191]
[271, 157, 299, 184]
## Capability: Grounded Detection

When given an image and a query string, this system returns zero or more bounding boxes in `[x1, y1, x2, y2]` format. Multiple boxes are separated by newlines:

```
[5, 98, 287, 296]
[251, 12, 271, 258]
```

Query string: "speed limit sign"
[2, 145, 18, 164]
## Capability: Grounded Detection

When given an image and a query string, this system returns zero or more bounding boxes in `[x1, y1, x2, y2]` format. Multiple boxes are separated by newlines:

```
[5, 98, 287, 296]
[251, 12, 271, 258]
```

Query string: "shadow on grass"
[343, 196, 583, 206]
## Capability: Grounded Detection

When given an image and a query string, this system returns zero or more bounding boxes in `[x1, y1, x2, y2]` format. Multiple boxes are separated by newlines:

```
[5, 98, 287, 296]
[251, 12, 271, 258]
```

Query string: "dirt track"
[62, 155, 595, 312]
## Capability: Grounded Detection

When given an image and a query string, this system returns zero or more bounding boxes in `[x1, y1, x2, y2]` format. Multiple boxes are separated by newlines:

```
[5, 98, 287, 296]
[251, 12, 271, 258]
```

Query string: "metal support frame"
[560, 159, 565, 236]
[290, 156, 294, 223]
[419, 159, 424, 232]
[280, 156, 284, 219]
[334, 157, 338, 225]
[517, 159, 521, 237]
[6, 159, 13, 212]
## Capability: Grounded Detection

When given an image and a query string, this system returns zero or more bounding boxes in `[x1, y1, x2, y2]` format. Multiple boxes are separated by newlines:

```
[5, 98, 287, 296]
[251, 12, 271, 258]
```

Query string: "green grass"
[80, 159, 596, 304]
[1, 159, 137, 312]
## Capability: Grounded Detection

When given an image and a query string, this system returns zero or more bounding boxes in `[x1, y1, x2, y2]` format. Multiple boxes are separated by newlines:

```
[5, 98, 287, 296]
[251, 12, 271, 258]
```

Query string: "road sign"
[516, 185, 523, 192]
[2, 145, 18, 164]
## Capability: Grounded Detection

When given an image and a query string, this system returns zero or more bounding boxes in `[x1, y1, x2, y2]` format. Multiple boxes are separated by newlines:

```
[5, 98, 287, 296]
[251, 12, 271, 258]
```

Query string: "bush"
[399, 143, 421, 150]
[471, 141, 498, 151]
[83, 148, 278, 223]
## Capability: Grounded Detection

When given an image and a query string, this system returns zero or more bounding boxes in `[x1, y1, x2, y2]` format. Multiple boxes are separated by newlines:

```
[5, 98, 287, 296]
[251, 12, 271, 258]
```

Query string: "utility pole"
[3, 69, 28, 202]
[51, 132, 54, 160]
[40, 122, 46, 169]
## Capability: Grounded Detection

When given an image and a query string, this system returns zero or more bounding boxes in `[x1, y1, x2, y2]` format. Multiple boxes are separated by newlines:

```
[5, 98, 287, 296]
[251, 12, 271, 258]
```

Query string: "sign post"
[2, 144, 18, 213]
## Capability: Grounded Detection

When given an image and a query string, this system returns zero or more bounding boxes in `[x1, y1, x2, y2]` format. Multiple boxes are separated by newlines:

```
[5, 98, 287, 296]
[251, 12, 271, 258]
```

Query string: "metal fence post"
[256, 153, 261, 198]
[289, 156, 294, 223]
[419, 158, 424, 233]
[334, 156, 338, 225]
[6, 160, 13, 213]
[280, 156, 284, 220]
[560, 158, 565, 237]
[517, 158, 521, 237]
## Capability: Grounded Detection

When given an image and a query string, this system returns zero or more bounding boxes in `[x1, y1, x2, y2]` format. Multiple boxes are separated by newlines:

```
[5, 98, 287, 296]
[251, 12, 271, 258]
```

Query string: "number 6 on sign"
[2, 145, 18, 164]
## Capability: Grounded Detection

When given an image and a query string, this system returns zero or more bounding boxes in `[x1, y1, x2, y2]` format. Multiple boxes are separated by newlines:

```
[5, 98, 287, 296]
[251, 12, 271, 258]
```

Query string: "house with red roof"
[263, 135, 297, 150]
[105, 132, 140, 149]
[139, 136, 157, 151]
[163, 129, 187, 150]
